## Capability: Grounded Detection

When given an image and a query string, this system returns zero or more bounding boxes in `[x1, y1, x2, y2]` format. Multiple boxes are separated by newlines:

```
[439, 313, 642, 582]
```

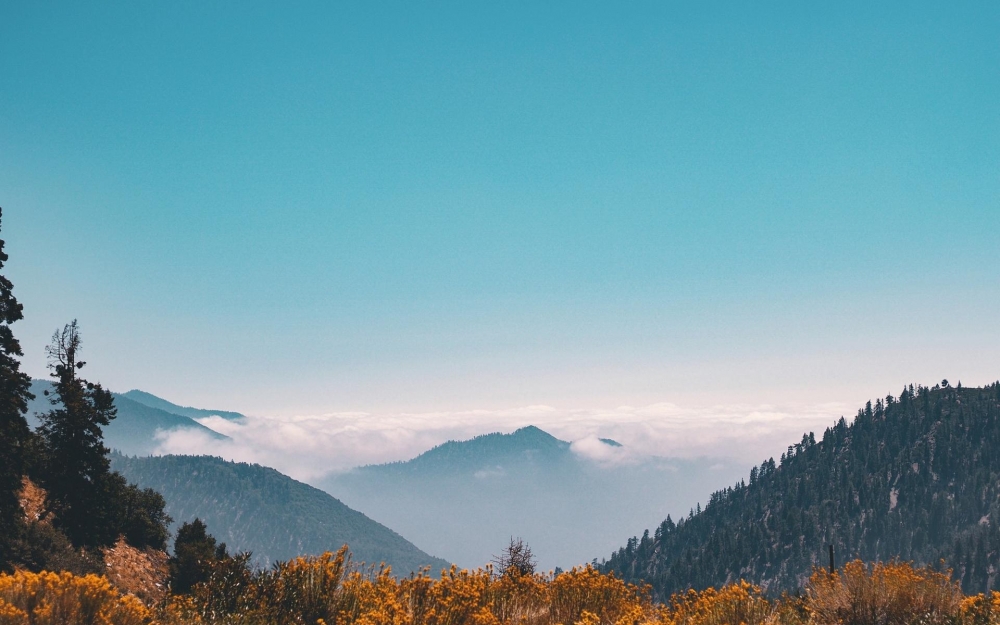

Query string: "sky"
[1, 2, 998, 466]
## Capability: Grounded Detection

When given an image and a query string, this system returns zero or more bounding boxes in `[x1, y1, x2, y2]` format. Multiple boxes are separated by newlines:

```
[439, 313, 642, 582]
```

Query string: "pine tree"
[38, 320, 119, 547]
[170, 519, 229, 594]
[0, 208, 34, 572]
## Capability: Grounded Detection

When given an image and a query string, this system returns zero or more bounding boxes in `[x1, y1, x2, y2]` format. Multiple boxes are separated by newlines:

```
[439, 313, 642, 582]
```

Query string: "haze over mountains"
[31, 373, 1000, 594]
[25, 377, 740, 572]
[322, 426, 744, 570]
[26, 379, 228, 456]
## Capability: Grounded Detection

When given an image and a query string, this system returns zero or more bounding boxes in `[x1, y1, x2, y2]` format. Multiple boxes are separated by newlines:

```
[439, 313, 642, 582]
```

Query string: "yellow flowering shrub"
[960, 591, 1000, 625]
[664, 580, 773, 625]
[807, 559, 963, 625]
[0, 570, 150, 625]
[15, 550, 977, 625]
[548, 566, 651, 625]
[407, 565, 496, 625]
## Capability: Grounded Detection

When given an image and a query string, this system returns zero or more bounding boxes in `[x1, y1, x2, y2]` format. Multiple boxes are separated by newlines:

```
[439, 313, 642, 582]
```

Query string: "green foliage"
[170, 519, 230, 595]
[12, 520, 104, 576]
[602, 383, 1000, 597]
[31, 321, 170, 554]
[0, 208, 34, 573]
[102, 473, 171, 550]
[37, 320, 119, 547]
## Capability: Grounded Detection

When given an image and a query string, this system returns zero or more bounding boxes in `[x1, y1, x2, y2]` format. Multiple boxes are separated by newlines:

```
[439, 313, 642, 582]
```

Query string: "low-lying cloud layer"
[152, 400, 852, 484]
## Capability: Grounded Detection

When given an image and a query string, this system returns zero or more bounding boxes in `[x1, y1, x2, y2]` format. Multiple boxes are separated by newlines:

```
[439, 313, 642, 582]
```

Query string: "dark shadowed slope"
[322, 426, 744, 571]
[120, 389, 246, 422]
[601, 382, 1000, 597]
[111, 453, 450, 575]
[26, 379, 227, 456]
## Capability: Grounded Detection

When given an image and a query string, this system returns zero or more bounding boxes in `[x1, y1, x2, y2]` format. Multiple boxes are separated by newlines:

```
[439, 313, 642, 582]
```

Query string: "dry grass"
[102, 539, 170, 607]
[18, 478, 47, 524]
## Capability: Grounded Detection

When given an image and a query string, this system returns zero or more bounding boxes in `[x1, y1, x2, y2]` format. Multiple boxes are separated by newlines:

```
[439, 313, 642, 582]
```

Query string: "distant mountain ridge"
[322, 426, 743, 571]
[121, 389, 246, 422]
[26, 379, 227, 456]
[601, 382, 1000, 597]
[111, 454, 450, 575]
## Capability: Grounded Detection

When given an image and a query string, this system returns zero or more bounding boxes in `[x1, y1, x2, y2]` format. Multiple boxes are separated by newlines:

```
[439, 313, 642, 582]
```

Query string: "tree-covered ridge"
[601, 382, 1000, 597]
[110, 453, 450, 575]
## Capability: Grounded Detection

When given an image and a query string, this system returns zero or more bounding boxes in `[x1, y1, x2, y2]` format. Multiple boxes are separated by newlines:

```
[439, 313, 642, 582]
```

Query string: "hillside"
[321, 426, 743, 571]
[600, 382, 1000, 597]
[110, 454, 450, 575]
[120, 389, 246, 422]
[26, 380, 227, 456]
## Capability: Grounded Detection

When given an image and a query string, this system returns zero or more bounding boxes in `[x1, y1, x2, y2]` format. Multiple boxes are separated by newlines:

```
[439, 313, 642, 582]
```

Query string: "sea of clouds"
[152, 400, 852, 484]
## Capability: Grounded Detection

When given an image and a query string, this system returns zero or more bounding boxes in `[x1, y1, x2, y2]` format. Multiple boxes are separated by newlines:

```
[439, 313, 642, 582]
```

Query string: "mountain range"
[26, 379, 228, 456]
[600, 382, 1000, 597]
[27, 379, 449, 573]
[321, 426, 744, 571]
[32, 374, 1000, 594]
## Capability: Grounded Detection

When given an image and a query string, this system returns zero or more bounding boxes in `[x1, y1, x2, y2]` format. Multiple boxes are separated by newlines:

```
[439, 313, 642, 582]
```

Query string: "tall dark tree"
[0, 208, 34, 572]
[170, 518, 229, 594]
[102, 472, 171, 550]
[38, 320, 119, 547]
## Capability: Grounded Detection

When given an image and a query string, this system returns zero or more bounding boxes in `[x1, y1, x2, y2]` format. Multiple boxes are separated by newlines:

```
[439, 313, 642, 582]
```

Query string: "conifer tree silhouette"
[38, 320, 119, 547]
[0, 208, 34, 571]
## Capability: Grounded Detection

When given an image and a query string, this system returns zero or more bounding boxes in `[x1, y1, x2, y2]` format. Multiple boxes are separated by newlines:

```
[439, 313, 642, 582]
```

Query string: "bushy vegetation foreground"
[4, 552, 1000, 625]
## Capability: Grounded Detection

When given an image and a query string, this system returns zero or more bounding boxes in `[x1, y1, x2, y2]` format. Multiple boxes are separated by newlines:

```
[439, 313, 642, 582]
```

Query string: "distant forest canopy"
[601, 381, 1000, 598]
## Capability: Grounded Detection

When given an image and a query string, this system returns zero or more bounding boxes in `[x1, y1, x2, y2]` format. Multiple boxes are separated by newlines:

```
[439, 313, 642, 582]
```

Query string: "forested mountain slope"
[111, 454, 450, 575]
[601, 382, 1000, 597]
[322, 426, 743, 571]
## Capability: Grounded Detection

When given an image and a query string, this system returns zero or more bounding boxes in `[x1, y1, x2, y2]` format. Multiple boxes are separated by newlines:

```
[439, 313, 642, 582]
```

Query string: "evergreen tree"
[170, 518, 229, 594]
[102, 471, 171, 550]
[38, 320, 119, 547]
[0, 208, 34, 572]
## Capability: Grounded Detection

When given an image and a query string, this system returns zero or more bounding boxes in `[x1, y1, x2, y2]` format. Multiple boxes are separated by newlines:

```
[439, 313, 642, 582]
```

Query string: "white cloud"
[152, 401, 852, 483]
[569, 435, 636, 466]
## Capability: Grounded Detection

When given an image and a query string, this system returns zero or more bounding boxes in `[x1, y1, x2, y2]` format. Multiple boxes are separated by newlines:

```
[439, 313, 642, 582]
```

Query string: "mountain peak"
[358, 426, 571, 475]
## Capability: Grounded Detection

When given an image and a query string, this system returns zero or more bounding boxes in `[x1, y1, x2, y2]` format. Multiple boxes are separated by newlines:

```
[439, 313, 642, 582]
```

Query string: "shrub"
[548, 566, 650, 625]
[0, 570, 150, 625]
[807, 560, 963, 625]
[665, 581, 774, 625]
[959, 592, 1000, 625]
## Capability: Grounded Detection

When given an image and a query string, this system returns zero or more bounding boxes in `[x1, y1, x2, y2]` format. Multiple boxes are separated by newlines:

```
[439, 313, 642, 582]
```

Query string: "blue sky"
[1, 1, 998, 419]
